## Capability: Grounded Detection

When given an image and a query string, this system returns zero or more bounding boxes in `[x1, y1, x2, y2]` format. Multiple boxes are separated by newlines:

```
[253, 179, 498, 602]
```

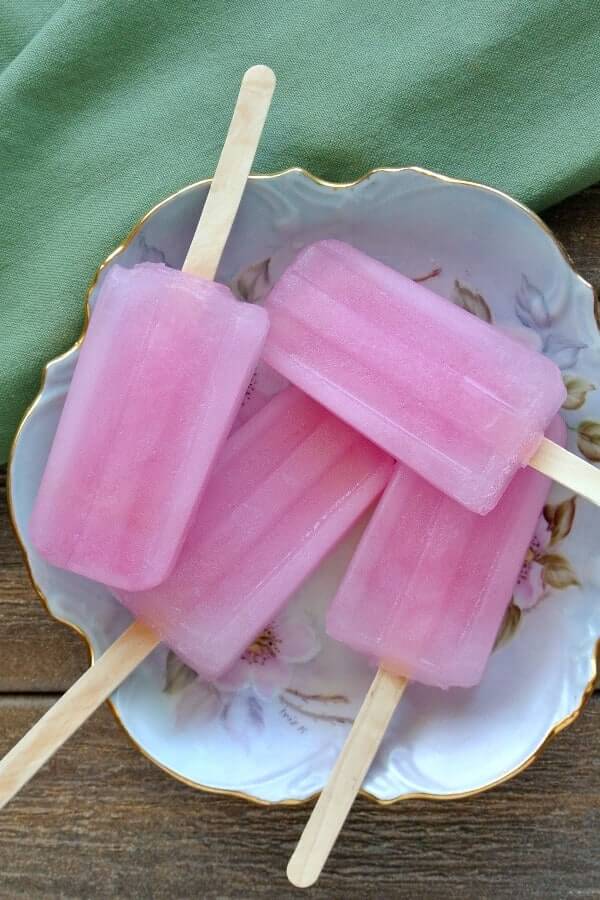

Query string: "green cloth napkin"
[2, 0, 600, 463]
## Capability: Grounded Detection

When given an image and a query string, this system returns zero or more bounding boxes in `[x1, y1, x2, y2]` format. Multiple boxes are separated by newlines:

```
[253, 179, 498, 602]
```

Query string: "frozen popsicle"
[328, 414, 567, 689]
[288, 415, 566, 887]
[30, 262, 268, 590]
[0, 65, 276, 810]
[116, 386, 394, 680]
[263, 240, 600, 512]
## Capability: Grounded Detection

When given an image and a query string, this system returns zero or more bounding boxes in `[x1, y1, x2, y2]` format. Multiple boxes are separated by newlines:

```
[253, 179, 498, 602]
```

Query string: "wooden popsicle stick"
[183, 64, 276, 280]
[0, 620, 158, 810]
[529, 437, 600, 507]
[0, 65, 276, 810]
[287, 667, 408, 888]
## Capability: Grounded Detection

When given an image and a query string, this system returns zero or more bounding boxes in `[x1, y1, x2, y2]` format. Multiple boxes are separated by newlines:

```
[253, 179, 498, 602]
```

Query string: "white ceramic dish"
[9, 167, 600, 805]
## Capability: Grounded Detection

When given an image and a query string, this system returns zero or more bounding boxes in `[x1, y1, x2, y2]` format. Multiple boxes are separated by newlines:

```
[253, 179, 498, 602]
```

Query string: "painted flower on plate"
[215, 613, 321, 699]
[165, 611, 321, 741]
[514, 518, 552, 610]
[513, 496, 580, 613]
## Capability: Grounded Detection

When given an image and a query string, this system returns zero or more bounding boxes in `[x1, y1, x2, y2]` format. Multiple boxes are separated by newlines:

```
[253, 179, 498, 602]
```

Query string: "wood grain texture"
[0, 696, 598, 899]
[1, 184, 600, 897]
[0, 621, 157, 811]
[0, 468, 88, 691]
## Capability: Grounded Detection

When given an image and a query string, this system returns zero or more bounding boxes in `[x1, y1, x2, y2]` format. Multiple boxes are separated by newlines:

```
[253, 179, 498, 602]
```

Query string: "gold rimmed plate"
[8, 167, 600, 805]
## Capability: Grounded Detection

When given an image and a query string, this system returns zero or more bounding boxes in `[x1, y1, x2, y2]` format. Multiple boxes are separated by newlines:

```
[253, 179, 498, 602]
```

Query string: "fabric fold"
[1, 0, 599, 461]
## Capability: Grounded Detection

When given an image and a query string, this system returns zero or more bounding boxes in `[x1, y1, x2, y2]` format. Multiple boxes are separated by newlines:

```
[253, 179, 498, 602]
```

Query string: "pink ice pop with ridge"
[30, 262, 269, 591]
[117, 387, 393, 681]
[327, 416, 566, 689]
[262, 239, 566, 514]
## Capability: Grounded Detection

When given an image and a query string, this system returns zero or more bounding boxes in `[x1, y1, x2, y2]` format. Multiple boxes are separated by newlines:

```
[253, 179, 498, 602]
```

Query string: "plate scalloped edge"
[7, 165, 600, 807]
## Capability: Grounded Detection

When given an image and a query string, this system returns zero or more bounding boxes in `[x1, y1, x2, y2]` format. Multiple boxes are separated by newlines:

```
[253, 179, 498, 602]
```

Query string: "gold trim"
[6, 166, 600, 807]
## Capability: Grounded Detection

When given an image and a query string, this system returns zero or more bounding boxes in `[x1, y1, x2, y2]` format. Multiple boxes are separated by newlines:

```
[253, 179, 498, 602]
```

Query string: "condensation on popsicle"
[116, 387, 394, 681]
[30, 262, 269, 591]
[327, 415, 567, 689]
[262, 239, 566, 514]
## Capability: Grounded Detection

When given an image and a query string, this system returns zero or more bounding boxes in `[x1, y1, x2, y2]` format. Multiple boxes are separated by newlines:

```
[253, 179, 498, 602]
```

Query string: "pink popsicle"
[30, 262, 269, 591]
[117, 387, 393, 681]
[262, 240, 566, 514]
[327, 415, 567, 689]
[288, 414, 568, 888]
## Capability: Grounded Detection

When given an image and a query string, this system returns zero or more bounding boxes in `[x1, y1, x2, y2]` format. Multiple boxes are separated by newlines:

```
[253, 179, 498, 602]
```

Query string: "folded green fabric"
[1, 0, 599, 463]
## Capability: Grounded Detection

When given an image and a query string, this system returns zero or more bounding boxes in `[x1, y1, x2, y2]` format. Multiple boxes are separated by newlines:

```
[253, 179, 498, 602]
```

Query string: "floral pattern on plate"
[8, 167, 600, 804]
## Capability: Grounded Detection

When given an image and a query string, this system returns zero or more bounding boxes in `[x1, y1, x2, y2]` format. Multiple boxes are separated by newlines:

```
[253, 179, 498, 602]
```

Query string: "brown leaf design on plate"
[414, 266, 441, 283]
[539, 553, 580, 590]
[230, 258, 272, 303]
[562, 376, 596, 410]
[577, 420, 600, 462]
[494, 602, 522, 651]
[543, 496, 576, 546]
[164, 650, 197, 694]
[284, 688, 349, 704]
[452, 280, 492, 323]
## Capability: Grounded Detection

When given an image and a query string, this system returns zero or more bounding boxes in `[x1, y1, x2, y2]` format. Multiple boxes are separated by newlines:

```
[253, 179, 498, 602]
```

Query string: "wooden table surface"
[1, 186, 600, 899]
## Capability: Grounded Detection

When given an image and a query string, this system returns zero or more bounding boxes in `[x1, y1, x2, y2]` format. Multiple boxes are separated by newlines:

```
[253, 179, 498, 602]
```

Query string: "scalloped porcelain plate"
[9, 168, 600, 805]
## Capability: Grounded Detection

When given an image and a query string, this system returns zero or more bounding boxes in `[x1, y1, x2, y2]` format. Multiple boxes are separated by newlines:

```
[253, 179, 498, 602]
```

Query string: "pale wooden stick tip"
[242, 64, 276, 89]
[529, 437, 600, 507]
[287, 858, 317, 889]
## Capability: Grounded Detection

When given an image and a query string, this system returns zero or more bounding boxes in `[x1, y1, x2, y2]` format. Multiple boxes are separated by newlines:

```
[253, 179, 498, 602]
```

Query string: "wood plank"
[544, 183, 600, 289]
[0, 694, 598, 898]
[0, 468, 88, 691]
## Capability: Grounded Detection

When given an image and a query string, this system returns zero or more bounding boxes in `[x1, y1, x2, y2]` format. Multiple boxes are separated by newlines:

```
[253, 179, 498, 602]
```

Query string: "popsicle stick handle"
[0, 620, 158, 810]
[529, 437, 600, 507]
[183, 64, 276, 280]
[0, 67, 276, 810]
[287, 667, 408, 888]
